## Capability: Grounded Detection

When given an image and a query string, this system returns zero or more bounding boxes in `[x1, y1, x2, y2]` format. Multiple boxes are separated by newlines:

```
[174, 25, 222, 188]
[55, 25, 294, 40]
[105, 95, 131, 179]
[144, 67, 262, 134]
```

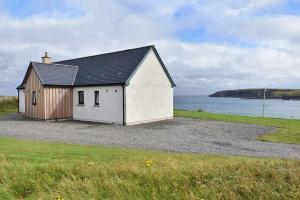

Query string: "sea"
[174, 95, 300, 119]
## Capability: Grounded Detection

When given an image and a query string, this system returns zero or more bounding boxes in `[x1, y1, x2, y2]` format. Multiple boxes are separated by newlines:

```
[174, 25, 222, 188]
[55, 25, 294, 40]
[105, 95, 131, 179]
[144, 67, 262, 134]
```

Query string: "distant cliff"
[209, 89, 300, 100]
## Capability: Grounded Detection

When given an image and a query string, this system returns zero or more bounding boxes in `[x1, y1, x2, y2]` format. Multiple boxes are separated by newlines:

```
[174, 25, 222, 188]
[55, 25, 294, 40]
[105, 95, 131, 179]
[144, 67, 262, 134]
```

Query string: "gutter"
[17, 89, 19, 113]
[122, 85, 126, 125]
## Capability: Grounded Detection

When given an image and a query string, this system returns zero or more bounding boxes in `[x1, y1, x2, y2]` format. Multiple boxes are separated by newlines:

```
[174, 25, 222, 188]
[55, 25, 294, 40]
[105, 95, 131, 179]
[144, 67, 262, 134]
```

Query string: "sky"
[1, 0, 300, 95]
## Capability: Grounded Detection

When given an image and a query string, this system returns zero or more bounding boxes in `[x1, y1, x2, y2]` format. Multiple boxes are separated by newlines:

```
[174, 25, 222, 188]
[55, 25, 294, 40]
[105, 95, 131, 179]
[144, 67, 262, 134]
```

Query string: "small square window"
[94, 91, 99, 106]
[32, 91, 36, 105]
[78, 91, 84, 105]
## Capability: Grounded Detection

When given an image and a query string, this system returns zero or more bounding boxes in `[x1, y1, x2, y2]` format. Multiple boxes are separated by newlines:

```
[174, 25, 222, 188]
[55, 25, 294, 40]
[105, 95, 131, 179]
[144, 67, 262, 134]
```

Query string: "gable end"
[125, 46, 176, 87]
[19, 62, 44, 89]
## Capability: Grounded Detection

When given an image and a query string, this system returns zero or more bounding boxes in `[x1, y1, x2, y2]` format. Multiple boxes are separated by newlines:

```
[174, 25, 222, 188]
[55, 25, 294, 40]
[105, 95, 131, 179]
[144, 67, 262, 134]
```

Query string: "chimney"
[41, 52, 52, 64]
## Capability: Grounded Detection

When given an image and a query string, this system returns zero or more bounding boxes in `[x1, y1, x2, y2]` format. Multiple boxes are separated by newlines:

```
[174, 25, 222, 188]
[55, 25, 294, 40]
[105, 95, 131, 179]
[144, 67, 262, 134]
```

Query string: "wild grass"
[0, 137, 299, 199]
[0, 96, 18, 108]
[0, 96, 18, 115]
[174, 109, 300, 144]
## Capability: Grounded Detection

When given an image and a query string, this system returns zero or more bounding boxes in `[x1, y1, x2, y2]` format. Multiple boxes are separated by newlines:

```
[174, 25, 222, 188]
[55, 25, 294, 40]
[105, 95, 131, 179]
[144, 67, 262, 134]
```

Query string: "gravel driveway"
[0, 113, 299, 159]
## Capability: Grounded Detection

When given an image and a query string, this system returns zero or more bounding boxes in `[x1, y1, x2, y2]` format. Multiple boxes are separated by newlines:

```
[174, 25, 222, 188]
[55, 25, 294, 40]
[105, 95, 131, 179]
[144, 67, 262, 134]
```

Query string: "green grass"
[0, 96, 18, 115]
[174, 109, 300, 129]
[0, 137, 299, 199]
[0, 108, 17, 116]
[260, 129, 300, 144]
[0, 96, 18, 108]
[175, 109, 300, 144]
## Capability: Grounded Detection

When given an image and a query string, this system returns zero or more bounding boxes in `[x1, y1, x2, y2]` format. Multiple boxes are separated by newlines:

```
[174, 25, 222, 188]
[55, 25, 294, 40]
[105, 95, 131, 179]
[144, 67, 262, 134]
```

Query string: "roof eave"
[151, 46, 176, 87]
[43, 84, 73, 88]
[125, 46, 152, 86]
[73, 83, 125, 87]
[16, 85, 25, 90]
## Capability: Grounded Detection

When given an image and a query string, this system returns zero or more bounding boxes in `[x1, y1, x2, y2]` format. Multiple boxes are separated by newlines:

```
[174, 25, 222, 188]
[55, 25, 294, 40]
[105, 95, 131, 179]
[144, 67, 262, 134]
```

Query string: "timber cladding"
[24, 68, 73, 120]
[44, 87, 73, 119]
[24, 67, 44, 119]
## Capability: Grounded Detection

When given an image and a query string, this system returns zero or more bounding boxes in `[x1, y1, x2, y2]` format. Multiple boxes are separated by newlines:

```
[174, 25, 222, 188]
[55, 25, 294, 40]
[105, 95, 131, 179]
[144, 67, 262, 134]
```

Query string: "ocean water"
[174, 95, 300, 119]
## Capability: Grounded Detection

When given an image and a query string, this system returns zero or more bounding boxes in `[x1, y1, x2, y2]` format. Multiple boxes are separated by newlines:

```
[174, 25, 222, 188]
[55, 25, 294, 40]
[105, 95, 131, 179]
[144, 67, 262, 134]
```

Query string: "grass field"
[175, 110, 300, 144]
[0, 96, 17, 115]
[0, 137, 299, 199]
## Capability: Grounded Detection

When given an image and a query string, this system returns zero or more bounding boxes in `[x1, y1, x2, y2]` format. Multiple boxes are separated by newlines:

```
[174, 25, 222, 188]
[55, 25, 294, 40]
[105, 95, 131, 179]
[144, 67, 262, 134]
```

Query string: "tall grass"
[0, 137, 299, 199]
[0, 96, 18, 115]
[0, 158, 299, 199]
[0, 96, 18, 108]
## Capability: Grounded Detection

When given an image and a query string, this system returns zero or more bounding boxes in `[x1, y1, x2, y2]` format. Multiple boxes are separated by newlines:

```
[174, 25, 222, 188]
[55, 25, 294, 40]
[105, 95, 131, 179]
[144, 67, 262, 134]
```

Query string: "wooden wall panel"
[24, 67, 45, 119]
[44, 87, 73, 120]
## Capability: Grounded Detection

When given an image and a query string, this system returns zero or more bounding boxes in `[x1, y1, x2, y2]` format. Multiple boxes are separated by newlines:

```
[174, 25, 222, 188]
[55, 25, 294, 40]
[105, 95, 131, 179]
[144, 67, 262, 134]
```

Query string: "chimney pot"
[42, 52, 52, 64]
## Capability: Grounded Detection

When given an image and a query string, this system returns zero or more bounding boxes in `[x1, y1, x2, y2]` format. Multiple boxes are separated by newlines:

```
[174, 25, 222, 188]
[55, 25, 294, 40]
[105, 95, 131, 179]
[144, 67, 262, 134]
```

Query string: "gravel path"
[0, 113, 299, 159]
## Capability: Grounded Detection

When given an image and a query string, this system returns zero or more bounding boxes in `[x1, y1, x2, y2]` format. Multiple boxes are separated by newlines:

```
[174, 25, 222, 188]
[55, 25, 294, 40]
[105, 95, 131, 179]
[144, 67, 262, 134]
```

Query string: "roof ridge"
[55, 45, 154, 63]
[31, 61, 78, 68]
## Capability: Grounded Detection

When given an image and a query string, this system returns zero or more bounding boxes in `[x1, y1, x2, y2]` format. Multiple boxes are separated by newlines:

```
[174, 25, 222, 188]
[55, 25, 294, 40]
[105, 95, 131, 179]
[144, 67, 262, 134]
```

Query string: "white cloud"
[239, 15, 300, 48]
[157, 40, 300, 94]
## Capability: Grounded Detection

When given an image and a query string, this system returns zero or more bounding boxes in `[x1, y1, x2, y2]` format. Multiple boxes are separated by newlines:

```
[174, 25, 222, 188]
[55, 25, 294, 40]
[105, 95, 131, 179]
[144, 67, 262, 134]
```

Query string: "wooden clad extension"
[44, 87, 73, 119]
[24, 67, 73, 120]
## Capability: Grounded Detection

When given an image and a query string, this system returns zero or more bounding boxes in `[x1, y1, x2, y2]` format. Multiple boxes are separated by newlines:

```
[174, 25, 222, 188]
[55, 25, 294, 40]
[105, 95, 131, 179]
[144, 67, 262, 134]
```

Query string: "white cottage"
[17, 45, 175, 125]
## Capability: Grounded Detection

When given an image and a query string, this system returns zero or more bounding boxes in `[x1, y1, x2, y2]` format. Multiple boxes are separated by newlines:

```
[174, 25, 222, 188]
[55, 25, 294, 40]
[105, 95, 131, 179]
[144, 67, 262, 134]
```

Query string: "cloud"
[237, 15, 300, 50]
[0, 0, 300, 96]
[158, 40, 300, 94]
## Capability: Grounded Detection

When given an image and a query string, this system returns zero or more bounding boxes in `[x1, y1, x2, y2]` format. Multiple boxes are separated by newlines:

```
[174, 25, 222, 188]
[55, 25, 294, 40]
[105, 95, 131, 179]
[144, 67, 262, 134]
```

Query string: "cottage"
[17, 45, 175, 125]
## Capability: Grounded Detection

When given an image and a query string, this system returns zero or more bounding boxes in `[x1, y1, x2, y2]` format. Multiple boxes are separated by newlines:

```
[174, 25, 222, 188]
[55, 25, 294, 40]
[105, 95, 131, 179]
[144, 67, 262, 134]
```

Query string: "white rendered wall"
[73, 86, 123, 124]
[125, 48, 173, 125]
[19, 89, 25, 113]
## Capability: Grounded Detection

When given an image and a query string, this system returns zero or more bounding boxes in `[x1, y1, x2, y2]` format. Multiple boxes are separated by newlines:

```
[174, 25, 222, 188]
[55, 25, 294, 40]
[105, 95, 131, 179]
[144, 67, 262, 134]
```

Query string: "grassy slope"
[272, 89, 300, 98]
[0, 137, 299, 200]
[175, 110, 300, 144]
[211, 89, 300, 99]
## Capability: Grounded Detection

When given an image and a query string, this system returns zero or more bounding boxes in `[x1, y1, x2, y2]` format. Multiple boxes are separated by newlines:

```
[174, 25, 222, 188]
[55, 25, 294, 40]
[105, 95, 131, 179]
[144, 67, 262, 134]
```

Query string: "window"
[32, 91, 36, 105]
[94, 91, 99, 106]
[78, 91, 84, 105]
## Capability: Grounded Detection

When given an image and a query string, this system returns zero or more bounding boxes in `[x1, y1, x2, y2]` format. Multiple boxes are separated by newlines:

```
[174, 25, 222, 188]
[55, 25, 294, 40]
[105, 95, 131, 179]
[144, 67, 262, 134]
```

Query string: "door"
[19, 90, 25, 113]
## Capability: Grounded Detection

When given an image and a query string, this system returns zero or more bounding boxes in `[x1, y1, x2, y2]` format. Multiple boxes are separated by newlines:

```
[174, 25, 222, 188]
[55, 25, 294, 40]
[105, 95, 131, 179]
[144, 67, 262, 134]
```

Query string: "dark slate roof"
[56, 46, 153, 86]
[18, 45, 175, 89]
[32, 62, 78, 86]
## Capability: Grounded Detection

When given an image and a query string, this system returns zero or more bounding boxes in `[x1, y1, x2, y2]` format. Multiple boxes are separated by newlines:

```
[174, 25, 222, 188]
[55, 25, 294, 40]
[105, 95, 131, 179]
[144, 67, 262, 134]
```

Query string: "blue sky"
[0, 0, 83, 18]
[1, 0, 300, 95]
